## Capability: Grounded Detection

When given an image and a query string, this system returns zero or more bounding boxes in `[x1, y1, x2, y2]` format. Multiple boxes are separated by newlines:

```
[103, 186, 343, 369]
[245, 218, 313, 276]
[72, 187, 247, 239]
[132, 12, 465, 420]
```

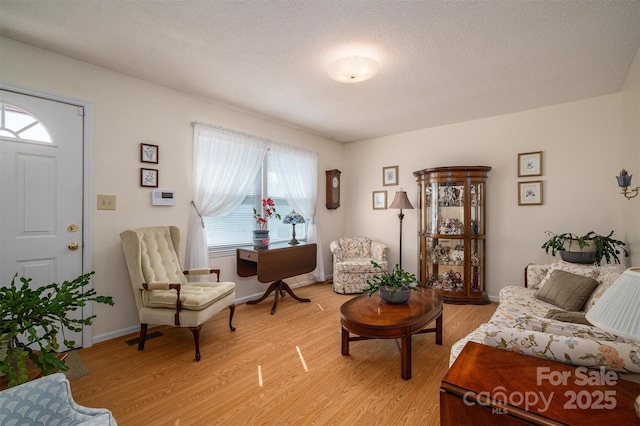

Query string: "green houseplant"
[0, 272, 114, 388]
[541, 231, 628, 266]
[362, 261, 419, 303]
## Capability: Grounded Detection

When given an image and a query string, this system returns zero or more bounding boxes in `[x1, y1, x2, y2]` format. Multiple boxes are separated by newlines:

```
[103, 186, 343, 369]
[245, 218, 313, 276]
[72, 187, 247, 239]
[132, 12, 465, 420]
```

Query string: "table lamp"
[585, 267, 640, 417]
[282, 210, 305, 245]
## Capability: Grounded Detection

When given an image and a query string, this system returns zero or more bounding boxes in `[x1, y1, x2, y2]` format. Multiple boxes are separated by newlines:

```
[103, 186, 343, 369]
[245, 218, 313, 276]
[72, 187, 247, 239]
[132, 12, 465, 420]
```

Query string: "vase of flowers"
[252, 198, 281, 248]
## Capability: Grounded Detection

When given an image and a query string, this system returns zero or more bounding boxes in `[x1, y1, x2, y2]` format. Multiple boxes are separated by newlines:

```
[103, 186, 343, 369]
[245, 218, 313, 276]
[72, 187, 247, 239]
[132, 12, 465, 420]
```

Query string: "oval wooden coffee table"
[340, 289, 443, 380]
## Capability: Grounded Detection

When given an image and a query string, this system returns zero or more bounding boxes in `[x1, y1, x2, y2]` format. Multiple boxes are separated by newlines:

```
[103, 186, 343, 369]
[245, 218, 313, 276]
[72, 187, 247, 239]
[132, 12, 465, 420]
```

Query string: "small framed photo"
[141, 143, 159, 164]
[518, 181, 543, 205]
[141, 168, 159, 187]
[383, 166, 399, 186]
[518, 151, 542, 177]
[372, 190, 387, 210]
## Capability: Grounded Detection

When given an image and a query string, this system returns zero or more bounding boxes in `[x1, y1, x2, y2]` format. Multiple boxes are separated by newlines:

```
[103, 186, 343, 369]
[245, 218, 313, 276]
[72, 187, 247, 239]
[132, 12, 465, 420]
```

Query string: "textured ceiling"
[1, 1, 639, 143]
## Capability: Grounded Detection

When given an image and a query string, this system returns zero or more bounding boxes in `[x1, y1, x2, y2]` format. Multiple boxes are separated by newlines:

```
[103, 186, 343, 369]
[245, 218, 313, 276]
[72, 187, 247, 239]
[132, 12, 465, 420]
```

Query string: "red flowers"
[253, 198, 281, 230]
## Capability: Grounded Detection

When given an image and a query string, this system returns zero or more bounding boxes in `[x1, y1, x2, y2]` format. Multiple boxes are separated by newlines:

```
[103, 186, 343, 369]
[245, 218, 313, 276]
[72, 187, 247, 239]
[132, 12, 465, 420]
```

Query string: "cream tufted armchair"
[330, 237, 389, 294]
[120, 226, 236, 361]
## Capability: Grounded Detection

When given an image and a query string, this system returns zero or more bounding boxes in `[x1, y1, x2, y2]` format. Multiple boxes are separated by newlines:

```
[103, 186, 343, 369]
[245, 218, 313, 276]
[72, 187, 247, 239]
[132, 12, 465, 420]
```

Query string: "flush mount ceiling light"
[327, 56, 379, 83]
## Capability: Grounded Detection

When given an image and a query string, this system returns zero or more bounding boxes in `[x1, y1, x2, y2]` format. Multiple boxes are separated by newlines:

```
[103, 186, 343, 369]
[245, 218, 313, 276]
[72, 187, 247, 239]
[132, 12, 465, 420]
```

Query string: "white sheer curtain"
[271, 143, 325, 281]
[186, 124, 268, 269]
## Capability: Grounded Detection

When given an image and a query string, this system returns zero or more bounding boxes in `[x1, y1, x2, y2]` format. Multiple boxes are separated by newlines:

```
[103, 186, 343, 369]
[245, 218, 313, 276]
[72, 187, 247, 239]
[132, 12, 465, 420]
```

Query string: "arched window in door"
[0, 103, 52, 143]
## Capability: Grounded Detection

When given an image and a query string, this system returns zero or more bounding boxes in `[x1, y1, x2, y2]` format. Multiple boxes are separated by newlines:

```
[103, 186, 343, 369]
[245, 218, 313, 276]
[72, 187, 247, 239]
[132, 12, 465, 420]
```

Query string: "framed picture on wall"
[383, 166, 398, 186]
[372, 190, 387, 210]
[518, 151, 542, 177]
[141, 168, 159, 187]
[141, 143, 159, 164]
[518, 181, 542, 205]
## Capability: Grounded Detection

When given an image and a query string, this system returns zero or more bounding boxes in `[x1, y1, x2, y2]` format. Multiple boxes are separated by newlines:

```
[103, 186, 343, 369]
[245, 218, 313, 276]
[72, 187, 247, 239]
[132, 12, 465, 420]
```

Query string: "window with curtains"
[204, 151, 307, 253]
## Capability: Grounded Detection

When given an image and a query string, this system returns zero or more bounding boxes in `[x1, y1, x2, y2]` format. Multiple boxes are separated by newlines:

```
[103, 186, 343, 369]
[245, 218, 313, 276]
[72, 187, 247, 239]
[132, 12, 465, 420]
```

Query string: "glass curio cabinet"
[413, 166, 491, 304]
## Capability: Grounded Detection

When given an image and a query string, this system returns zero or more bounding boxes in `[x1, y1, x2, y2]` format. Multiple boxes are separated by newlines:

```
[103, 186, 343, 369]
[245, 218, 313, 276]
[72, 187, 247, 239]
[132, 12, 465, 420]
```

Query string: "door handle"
[68, 242, 79, 250]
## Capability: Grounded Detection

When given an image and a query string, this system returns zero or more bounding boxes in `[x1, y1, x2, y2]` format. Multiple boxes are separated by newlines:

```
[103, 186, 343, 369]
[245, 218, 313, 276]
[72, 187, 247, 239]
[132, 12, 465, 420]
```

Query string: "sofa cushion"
[534, 270, 599, 311]
[143, 282, 235, 310]
[537, 260, 598, 290]
[482, 323, 640, 374]
[335, 259, 382, 273]
[339, 237, 372, 258]
[513, 314, 627, 342]
[583, 264, 627, 312]
[544, 309, 592, 325]
[525, 263, 550, 289]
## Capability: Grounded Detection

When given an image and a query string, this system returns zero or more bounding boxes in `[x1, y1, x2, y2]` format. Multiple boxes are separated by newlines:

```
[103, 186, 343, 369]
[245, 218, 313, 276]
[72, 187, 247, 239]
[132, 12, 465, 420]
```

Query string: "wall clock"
[325, 169, 341, 209]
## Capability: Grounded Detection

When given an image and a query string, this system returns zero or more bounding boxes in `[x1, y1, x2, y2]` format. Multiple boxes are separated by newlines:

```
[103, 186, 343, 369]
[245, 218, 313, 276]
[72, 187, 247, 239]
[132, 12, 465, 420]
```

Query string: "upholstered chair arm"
[142, 282, 183, 325]
[143, 281, 173, 290]
[371, 241, 389, 262]
[329, 240, 343, 260]
[184, 268, 221, 282]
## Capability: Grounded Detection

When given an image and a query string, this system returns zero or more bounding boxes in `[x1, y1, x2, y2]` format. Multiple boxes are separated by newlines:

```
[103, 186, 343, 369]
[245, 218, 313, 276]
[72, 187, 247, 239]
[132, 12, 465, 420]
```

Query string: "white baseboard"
[93, 325, 139, 344]
[91, 279, 323, 345]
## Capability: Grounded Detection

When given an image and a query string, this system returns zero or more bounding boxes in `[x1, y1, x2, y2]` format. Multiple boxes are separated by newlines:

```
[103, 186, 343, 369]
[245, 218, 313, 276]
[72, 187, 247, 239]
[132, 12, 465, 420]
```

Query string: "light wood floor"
[70, 283, 497, 425]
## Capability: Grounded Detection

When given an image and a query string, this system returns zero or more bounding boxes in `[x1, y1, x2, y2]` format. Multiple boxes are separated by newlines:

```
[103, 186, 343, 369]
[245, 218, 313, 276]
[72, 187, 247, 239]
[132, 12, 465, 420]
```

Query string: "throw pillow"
[534, 270, 599, 311]
[544, 309, 592, 325]
[582, 264, 626, 312]
[537, 260, 599, 290]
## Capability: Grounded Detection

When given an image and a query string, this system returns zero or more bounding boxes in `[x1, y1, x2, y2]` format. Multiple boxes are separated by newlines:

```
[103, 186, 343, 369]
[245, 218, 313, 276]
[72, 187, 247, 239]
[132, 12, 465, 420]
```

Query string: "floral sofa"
[330, 237, 389, 294]
[450, 260, 640, 382]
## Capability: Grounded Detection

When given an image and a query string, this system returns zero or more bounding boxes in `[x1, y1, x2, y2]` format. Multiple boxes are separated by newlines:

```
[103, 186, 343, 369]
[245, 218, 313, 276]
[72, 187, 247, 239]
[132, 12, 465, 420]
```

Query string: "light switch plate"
[97, 194, 116, 210]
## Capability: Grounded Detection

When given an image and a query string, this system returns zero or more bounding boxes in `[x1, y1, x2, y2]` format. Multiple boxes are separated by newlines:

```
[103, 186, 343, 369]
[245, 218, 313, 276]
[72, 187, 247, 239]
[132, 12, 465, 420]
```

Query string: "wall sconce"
[617, 169, 640, 199]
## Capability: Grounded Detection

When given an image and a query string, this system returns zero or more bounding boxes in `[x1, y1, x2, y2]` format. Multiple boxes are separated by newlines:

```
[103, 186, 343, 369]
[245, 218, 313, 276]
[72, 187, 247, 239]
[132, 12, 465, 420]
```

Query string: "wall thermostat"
[152, 189, 176, 206]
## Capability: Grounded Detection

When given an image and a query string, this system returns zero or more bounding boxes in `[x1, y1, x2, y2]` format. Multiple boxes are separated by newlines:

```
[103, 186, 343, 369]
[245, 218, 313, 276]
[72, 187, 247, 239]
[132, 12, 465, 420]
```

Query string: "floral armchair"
[330, 237, 389, 294]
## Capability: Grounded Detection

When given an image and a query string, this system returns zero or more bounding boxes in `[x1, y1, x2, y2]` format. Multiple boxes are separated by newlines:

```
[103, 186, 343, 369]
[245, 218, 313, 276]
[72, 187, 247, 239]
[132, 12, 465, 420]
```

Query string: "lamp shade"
[617, 169, 632, 187]
[586, 267, 640, 341]
[388, 190, 414, 210]
[282, 210, 305, 225]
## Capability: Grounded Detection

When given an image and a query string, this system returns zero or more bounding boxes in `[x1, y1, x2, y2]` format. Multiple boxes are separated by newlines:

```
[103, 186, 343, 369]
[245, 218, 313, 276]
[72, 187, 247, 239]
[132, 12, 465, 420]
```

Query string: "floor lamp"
[388, 189, 414, 269]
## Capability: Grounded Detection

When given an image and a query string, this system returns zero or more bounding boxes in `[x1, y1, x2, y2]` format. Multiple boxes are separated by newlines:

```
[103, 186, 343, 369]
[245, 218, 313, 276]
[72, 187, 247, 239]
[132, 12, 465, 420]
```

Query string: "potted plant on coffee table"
[0, 272, 114, 388]
[541, 230, 628, 265]
[362, 261, 419, 304]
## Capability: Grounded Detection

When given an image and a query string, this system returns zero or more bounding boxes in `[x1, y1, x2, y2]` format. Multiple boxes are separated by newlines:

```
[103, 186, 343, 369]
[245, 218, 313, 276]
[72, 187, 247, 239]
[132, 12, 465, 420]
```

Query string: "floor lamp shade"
[388, 190, 414, 210]
[586, 267, 640, 341]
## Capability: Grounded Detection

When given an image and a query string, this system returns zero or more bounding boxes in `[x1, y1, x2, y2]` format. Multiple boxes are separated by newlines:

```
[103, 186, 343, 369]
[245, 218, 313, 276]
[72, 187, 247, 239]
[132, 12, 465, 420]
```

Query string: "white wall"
[0, 37, 346, 341]
[345, 94, 626, 298]
[619, 45, 640, 266]
[2, 36, 638, 341]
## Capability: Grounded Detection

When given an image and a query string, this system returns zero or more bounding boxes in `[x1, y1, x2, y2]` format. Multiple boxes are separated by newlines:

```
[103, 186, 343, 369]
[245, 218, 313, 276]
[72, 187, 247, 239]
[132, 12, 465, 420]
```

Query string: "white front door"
[0, 89, 85, 349]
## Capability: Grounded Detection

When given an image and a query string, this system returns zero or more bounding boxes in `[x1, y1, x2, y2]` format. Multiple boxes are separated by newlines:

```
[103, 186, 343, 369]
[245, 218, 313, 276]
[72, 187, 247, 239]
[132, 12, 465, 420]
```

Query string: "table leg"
[436, 313, 443, 345]
[280, 281, 311, 303]
[247, 281, 280, 305]
[270, 285, 280, 315]
[247, 280, 310, 315]
[401, 334, 412, 380]
[341, 327, 350, 356]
